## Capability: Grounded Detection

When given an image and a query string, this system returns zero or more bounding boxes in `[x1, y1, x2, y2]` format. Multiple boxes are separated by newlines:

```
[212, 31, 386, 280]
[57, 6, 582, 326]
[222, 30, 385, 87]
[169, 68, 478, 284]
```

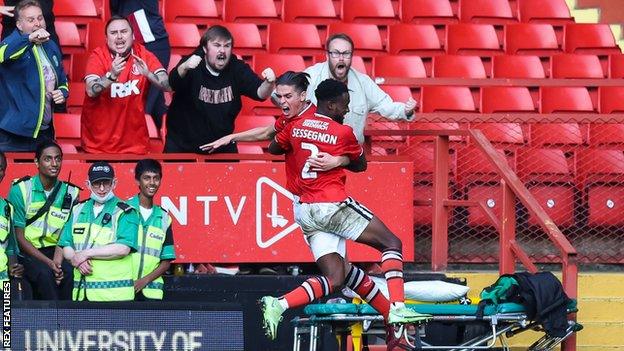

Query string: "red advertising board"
[1, 162, 414, 263]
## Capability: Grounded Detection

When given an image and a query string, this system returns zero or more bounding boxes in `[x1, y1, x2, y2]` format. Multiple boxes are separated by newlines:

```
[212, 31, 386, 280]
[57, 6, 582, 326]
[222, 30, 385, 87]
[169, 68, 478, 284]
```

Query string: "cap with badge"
[88, 161, 115, 182]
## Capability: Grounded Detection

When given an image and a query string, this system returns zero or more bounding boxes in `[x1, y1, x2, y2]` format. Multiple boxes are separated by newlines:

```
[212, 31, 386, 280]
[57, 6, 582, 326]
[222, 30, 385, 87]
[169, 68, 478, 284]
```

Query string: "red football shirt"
[275, 113, 363, 203]
[81, 44, 164, 154]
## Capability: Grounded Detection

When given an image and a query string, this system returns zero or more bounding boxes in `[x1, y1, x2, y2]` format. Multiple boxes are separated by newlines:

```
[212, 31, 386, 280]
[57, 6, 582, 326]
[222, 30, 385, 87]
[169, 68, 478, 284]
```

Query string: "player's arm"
[200, 125, 275, 152]
[308, 153, 351, 172]
[268, 139, 286, 155]
[345, 153, 367, 172]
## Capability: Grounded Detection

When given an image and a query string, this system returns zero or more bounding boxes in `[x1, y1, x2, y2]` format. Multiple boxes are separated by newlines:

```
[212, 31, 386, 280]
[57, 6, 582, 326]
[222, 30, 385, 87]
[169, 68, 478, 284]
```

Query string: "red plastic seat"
[165, 23, 201, 55]
[253, 54, 306, 76]
[551, 54, 604, 78]
[469, 123, 525, 145]
[59, 143, 78, 154]
[459, 0, 515, 24]
[237, 144, 264, 154]
[608, 54, 624, 78]
[234, 115, 277, 132]
[491, 55, 546, 78]
[517, 0, 573, 24]
[223, 0, 279, 24]
[281, 0, 339, 24]
[432, 55, 486, 78]
[327, 23, 384, 57]
[267, 23, 323, 55]
[53, 0, 99, 24]
[54, 113, 81, 146]
[380, 85, 414, 102]
[540, 87, 595, 113]
[387, 24, 443, 56]
[516, 148, 575, 227]
[598, 86, 624, 114]
[400, 0, 457, 24]
[241, 96, 281, 116]
[164, 0, 219, 23]
[588, 123, 624, 146]
[480, 86, 535, 113]
[167, 54, 183, 72]
[86, 21, 106, 52]
[504, 24, 560, 55]
[421, 86, 477, 112]
[529, 123, 583, 147]
[446, 24, 502, 55]
[563, 24, 621, 55]
[373, 55, 426, 78]
[408, 122, 463, 143]
[224, 23, 264, 56]
[56, 21, 83, 54]
[145, 114, 163, 153]
[69, 53, 90, 82]
[342, 0, 397, 24]
[66, 82, 85, 114]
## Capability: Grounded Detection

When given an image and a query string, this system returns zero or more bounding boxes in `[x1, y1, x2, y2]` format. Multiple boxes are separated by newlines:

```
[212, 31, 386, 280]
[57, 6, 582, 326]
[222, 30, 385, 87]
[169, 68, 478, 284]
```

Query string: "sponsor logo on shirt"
[110, 80, 141, 98]
[198, 85, 233, 104]
[301, 119, 329, 130]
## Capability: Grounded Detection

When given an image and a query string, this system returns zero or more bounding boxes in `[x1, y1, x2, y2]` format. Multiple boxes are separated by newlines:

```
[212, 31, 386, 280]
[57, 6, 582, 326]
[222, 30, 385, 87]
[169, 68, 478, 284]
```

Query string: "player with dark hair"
[259, 79, 430, 342]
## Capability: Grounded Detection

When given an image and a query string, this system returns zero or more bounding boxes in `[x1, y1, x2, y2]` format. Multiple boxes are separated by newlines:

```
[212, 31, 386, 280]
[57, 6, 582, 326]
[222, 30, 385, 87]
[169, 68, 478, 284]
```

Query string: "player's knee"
[381, 233, 402, 252]
[327, 273, 346, 291]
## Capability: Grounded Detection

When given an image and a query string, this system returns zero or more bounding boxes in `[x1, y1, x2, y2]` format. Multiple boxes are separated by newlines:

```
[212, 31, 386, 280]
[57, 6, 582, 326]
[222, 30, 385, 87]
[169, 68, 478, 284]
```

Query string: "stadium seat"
[66, 82, 85, 114]
[327, 23, 384, 57]
[517, 0, 574, 24]
[281, 0, 339, 24]
[165, 23, 201, 55]
[342, 0, 397, 24]
[54, 113, 81, 146]
[408, 122, 464, 143]
[563, 24, 621, 55]
[491, 55, 546, 78]
[420, 86, 477, 113]
[267, 23, 323, 55]
[380, 85, 414, 103]
[458, 0, 515, 24]
[469, 123, 525, 145]
[480, 86, 535, 113]
[224, 23, 264, 56]
[59, 143, 78, 154]
[223, 0, 279, 24]
[253, 54, 306, 75]
[576, 149, 624, 226]
[86, 21, 106, 52]
[56, 21, 83, 54]
[550, 54, 605, 78]
[237, 144, 264, 154]
[529, 123, 583, 147]
[372, 55, 426, 78]
[241, 96, 281, 116]
[539, 87, 594, 113]
[164, 0, 219, 23]
[432, 55, 487, 78]
[168, 54, 182, 72]
[588, 123, 624, 146]
[53, 0, 99, 24]
[234, 115, 276, 132]
[504, 24, 560, 55]
[387, 24, 444, 56]
[598, 86, 624, 114]
[400, 0, 457, 24]
[608, 54, 624, 78]
[367, 121, 404, 145]
[69, 53, 90, 82]
[446, 24, 502, 55]
[516, 148, 575, 227]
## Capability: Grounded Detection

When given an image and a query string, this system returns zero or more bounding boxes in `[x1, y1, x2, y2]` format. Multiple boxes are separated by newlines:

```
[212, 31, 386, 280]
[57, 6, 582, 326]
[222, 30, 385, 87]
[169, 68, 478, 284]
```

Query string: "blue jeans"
[0, 127, 54, 152]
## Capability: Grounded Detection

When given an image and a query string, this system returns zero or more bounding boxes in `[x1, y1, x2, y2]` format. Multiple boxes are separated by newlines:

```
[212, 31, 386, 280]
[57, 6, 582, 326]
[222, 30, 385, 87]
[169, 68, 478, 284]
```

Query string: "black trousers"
[19, 246, 73, 300]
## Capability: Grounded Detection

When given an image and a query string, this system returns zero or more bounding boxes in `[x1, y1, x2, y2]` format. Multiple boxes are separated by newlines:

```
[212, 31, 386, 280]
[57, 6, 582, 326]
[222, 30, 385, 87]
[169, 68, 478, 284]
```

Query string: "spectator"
[0, 0, 68, 152]
[127, 159, 175, 300]
[165, 25, 276, 154]
[303, 33, 418, 143]
[0, 151, 26, 286]
[81, 15, 171, 154]
[110, 0, 170, 129]
[58, 161, 140, 302]
[1, 0, 59, 49]
[8, 141, 79, 300]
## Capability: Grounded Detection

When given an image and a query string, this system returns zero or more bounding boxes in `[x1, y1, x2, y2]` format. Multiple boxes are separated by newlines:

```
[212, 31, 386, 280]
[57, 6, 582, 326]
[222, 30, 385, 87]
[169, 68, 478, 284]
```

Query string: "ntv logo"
[110, 80, 140, 98]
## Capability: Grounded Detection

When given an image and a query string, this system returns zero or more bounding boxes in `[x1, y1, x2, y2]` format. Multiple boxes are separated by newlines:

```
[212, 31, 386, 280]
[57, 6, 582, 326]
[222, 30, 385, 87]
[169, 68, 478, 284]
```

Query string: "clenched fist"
[262, 67, 276, 83]
[404, 96, 418, 116]
[185, 55, 202, 70]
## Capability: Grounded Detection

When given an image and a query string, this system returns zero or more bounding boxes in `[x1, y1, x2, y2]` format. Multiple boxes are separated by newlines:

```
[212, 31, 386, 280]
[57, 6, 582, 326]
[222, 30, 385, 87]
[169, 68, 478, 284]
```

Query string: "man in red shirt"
[261, 79, 430, 343]
[81, 15, 171, 154]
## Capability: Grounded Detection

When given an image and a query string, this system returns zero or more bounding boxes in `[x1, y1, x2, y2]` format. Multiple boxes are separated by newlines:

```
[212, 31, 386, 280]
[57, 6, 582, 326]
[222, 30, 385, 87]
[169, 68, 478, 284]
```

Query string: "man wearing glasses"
[304, 33, 418, 144]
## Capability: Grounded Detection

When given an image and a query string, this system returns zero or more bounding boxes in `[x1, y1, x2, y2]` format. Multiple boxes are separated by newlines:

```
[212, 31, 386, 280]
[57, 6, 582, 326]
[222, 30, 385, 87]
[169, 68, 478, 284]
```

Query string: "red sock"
[279, 276, 332, 309]
[345, 265, 390, 319]
[381, 249, 405, 304]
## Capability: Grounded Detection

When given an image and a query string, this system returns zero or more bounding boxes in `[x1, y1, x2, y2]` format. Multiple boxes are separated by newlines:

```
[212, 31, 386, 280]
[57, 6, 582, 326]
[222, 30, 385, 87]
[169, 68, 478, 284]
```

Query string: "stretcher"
[291, 300, 581, 351]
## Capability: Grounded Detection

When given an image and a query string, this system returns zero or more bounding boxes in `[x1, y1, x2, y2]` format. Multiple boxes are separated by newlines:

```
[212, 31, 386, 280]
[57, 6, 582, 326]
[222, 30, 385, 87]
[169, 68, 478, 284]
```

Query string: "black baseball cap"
[88, 161, 115, 182]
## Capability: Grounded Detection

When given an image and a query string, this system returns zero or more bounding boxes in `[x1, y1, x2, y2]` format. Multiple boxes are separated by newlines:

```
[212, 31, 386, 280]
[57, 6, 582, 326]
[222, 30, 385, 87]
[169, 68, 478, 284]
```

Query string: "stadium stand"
[458, 0, 516, 24]
[491, 55, 547, 78]
[432, 55, 487, 78]
[550, 53, 605, 78]
[341, 0, 397, 24]
[446, 24, 503, 55]
[399, 0, 458, 24]
[281, 0, 339, 24]
[504, 23, 561, 55]
[387, 24, 444, 56]
[372, 55, 427, 78]
[222, 0, 279, 24]
[517, 0, 574, 24]
[163, 0, 220, 23]
[266, 23, 323, 55]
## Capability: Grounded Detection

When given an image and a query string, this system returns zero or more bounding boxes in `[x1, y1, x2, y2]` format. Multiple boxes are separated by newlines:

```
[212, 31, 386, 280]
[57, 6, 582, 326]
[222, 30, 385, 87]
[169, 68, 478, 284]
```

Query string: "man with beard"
[127, 159, 175, 301]
[81, 15, 171, 154]
[303, 33, 418, 144]
[165, 25, 276, 154]
[58, 162, 139, 302]
[8, 141, 79, 299]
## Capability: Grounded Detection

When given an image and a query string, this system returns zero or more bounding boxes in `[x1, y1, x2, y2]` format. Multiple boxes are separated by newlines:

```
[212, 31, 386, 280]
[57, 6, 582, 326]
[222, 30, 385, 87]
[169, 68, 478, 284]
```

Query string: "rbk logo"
[110, 80, 140, 98]
[255, 177, 300, 248]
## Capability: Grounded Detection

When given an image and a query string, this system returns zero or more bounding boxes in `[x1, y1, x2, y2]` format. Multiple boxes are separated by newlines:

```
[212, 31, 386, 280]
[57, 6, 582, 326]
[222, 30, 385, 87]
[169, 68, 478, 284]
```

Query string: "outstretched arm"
[200, 125, 275, 152]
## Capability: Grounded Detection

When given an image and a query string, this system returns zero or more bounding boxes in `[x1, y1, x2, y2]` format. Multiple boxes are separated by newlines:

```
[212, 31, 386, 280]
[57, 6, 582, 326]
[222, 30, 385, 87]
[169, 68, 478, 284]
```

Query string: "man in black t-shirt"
[165, 25, 275, 154]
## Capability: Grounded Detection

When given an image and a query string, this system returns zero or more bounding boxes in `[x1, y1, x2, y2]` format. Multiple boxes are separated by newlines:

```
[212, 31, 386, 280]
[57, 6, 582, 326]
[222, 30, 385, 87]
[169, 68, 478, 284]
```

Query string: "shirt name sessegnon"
[291, 128, 338, 145]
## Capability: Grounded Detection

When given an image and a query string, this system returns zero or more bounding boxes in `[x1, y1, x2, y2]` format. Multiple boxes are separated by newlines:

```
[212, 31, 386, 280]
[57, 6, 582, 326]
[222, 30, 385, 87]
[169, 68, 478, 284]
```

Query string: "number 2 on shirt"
[301, 142, 319, 179]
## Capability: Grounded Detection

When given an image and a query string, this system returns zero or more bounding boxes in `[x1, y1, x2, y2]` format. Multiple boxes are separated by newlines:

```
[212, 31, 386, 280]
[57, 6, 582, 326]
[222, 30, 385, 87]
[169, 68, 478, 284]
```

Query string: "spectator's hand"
[28, 28, 50, 44]
[261, 67, 276, 83]
[131, 53, 150, 77]
[134, 277, 149, 293]
[77, 260, 92, 275]
[199, 135, 233, 153]
[184, 55, 202, 70]
[50, 89, 65, 104]
[9, 263, 23, 278]
[110, 53, 127, 79]
[404, 97, 418, 117]
[71, 251, 89, 268]
[0, 6, 15, 17]
[308, 152, 344, 171]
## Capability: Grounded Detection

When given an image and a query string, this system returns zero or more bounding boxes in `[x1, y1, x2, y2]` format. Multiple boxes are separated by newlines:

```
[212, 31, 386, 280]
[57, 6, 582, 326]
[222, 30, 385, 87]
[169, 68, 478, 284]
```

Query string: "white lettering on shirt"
[198, 85, 233, 104]
[291, 128, 338, 145]
[110, 80, 140, 98]
[301, 120, 329, 130]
